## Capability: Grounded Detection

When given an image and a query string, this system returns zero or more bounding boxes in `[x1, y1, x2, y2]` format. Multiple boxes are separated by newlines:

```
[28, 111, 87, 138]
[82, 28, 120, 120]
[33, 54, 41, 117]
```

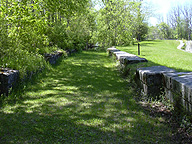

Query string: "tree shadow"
[0, 51, 173, 143]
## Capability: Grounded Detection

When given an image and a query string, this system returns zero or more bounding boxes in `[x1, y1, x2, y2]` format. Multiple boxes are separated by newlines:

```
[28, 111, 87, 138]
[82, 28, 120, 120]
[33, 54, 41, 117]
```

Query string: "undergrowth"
[0, 46, 67, 78]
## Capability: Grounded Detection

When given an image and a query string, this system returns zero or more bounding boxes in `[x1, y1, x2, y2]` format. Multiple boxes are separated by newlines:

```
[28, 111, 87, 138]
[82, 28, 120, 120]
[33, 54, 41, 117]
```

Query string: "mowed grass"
[0, 51, 173, 143]
[117, 40, 192, 72]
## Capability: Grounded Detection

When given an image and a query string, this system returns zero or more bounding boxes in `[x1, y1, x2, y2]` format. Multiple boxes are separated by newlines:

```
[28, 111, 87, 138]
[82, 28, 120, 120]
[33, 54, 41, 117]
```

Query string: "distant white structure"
[177, 40, 185, 50]
[177, 40, 192, 53]
[185, 41, 192, 53]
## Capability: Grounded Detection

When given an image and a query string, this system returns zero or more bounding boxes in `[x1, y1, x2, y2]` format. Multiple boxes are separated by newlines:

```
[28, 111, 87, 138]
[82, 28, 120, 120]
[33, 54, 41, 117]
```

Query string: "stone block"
[164, 88, 174, 103]
[137, 66, 175, 86]
[120, 55, 148, 66]
[163, 72, 192, 89]
[107, 48, 120, 56]
[66, 49, 77, 55]
[141, 83, 162, 97]
[163, 72, 192, 112]
[0, 68, 19, 96]
[113, 51, 136, 60]
[136, 66, 175, 97]
[44, 51, 63, 65]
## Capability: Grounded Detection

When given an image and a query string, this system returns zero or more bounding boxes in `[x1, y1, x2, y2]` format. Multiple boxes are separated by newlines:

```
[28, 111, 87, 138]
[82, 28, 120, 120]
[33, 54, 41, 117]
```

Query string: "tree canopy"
[4, 0, 189, 76]
[148, 3, 192, 40]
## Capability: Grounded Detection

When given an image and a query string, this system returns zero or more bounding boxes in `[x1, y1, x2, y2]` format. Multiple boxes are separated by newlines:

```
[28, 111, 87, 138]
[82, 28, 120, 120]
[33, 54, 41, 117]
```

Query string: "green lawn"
[0, 51, 173, 143]
[117, 40, 192, 72]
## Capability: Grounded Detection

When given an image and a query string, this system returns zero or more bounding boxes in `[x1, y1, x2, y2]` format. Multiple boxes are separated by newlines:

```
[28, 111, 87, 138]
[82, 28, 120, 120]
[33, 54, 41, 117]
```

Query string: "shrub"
[1, 48, 47, 78]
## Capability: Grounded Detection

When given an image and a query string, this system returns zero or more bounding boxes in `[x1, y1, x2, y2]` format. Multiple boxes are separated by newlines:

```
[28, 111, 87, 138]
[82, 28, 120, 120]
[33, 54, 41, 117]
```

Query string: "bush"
[1, 48, 47, 78]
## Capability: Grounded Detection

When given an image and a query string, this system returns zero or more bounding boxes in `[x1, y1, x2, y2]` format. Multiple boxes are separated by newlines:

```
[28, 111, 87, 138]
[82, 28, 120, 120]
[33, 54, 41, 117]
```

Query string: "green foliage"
[0, 0, 50, 76]
[147, 26, 160, 40]
[157, 22, 171, 39]
[147, 23, 175, 40]
[134, 22, 149, 41]
[153, 4, 192, 40]
[0, 0, 91, 77]
[2, 48, 47, 78]
[95, 0, 148, 47]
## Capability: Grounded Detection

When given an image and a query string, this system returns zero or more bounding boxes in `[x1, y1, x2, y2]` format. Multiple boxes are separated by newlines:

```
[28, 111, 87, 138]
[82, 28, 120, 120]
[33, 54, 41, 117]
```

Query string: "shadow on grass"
[0, 51, 173, 143]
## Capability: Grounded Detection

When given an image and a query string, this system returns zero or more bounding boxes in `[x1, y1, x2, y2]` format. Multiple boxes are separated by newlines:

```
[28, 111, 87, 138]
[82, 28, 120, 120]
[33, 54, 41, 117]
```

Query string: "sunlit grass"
[0, 51, 173, 143]
[117, 40, 192, 72]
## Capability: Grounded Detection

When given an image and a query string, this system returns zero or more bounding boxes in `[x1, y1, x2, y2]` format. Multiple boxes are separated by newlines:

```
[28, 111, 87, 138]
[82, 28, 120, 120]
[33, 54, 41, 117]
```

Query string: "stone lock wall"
[107, 47, 148, 66]
[0, 68, 19, 96]
[44, 51, 63, 65]
[107, 47, 192, 113]
[136, 66, 176, 97]
[163, 72, 192, 112]
[136, 67, 192, 113]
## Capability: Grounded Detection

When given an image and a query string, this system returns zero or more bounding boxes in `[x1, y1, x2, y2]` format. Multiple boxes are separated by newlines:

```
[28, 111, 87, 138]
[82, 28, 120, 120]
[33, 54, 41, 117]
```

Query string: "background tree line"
[148, 3, 192, 40]
[95, 0, 148, 47]
[0, 0, 94, 76]
[0, 0, 148, 76]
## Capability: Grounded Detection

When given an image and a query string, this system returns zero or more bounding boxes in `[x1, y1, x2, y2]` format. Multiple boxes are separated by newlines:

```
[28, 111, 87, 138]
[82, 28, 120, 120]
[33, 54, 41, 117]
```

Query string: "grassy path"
[0, 51, 173, 143]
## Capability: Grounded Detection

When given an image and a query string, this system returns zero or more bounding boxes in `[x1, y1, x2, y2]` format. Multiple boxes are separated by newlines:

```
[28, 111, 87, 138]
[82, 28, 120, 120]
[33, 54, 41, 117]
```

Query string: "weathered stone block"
[120, 55, 148, 66]
[136, 66, 175, 97]
[0, 68, 19, 96]
[107, 48, 120, 56]
[66, 49, 77, 55]
[113, 51, 136, 60]
[141, 83, 162, 97]
[137, 66, 175, 86]
[163, 72, 192, 112]
[44, 51, 63, 65]
[164, 88, 174, 103]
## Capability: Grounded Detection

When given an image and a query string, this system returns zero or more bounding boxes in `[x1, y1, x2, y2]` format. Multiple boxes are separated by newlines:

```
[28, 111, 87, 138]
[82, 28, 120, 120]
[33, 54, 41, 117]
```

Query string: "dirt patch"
[140, 101, 192, 144]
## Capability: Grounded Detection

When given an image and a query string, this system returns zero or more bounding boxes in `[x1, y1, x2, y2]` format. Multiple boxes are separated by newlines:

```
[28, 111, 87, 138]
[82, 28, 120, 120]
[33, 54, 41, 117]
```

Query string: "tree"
[147, 26, 161, 40]
[182, 5, 192, 40]
[167, 4, 192, 40]
[0, 0, 92, 75]
[157, 22, 171, 39]
[96, 0, 148, 47]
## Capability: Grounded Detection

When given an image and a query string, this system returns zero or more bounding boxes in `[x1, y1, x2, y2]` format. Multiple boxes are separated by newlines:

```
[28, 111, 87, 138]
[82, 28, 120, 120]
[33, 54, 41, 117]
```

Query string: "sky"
[93, 0, 192, 26]
[145, 0, 192, 26]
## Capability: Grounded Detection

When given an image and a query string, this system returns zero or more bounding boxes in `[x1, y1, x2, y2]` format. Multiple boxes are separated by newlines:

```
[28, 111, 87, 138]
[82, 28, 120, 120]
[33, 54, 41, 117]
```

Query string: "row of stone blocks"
[44, 51, 63, 65]
[107, 47, 148, 65]
[136, 66, 192, 113]
[107, 47, 192, 113]
[0, 51, 64, 96]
